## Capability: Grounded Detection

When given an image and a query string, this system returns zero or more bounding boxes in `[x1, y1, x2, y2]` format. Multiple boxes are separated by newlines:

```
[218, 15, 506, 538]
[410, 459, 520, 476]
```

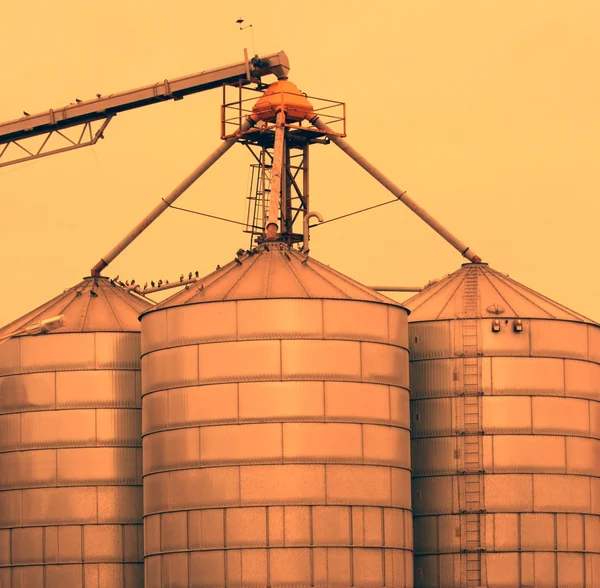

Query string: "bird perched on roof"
[75, 98, 83, 103]
[96, 93, 102, 98]
[114, 275, 119, 281]
[235, 257, 242, 265]
[216, 265, 221, 270]
[144, 282, 148, 290]
[195, 270, 199, 278]
[165, 279, 169, 285]
[23, 111, 30, 116]
[188, 272, 192, 280]
[157, 279, 163, 287]
[237, 248, 245, 257]
[131, 279, 136, 286]
[151, 281, 155, 287]
[180, 274, 184, 282]
[125, 280, 129, 286]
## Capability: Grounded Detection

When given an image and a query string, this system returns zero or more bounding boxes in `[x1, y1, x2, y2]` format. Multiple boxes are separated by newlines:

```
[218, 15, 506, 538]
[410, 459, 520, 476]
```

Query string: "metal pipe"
[127, 277, 198, 295]
[308, 114, 482, 263]
[0, 314, 65, 344]
[91, 117, 256, 276]
[369, 286, 423, 292]
[265, 110, 286, 239]
[303, 144, 310, 226]
[303, 211, 324, 250]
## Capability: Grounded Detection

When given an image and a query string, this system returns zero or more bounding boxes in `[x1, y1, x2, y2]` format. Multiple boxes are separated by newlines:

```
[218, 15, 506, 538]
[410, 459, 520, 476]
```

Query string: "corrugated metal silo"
[0, 277, 151, 587]
[404, 262, 600, 587]
[140, 245, 413, 587]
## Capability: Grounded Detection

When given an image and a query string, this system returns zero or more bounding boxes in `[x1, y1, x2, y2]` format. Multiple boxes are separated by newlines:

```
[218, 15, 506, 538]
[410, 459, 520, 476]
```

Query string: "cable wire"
[310, 198, 399, 228]
[167, 203, 262, 230]
[167, 197, 399, 232]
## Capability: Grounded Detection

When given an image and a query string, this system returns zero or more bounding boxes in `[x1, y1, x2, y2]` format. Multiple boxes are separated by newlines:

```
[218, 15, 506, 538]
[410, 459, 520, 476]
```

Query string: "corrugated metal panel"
[531, 319, 589, 359]
[410, 321, 452, 360]
[141, 293, 412, 586]
[0, 282, 148, 587]
[409, 302, 600, 586]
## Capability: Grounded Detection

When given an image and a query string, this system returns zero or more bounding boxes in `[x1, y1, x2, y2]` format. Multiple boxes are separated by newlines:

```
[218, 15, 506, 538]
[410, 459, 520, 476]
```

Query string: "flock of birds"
[106, 244, 306, 295]
[109, 271, 200, 290]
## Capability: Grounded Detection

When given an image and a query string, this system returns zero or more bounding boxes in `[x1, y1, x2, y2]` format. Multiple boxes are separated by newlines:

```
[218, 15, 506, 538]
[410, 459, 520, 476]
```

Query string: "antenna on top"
[236, 19, 256, 56]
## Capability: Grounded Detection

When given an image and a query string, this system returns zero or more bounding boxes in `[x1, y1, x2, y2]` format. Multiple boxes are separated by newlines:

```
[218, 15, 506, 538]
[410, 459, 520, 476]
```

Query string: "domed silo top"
[403, 262, 595, 323]
[142, 245, 404, 315]
[0, 276, 152, 337]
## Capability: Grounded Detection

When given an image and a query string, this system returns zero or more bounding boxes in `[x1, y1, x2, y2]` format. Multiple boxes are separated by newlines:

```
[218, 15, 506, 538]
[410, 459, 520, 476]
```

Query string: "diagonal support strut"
[308, 113, 482, 263]
[90, 116, 256, 276]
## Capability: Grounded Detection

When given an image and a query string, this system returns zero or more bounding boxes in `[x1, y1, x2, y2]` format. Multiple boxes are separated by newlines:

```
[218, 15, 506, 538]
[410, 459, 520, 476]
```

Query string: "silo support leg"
[308, 114, 482, 263]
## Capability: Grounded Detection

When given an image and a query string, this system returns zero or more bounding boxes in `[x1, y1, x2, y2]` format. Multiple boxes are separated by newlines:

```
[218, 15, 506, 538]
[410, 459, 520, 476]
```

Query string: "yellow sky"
[1, 0, 599, 325]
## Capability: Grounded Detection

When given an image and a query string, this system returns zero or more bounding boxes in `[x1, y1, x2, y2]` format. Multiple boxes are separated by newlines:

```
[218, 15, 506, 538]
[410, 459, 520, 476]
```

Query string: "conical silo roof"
[144, 245, 400, 313]
[403, 262, 595, 323]
[0, 276, 152, 337]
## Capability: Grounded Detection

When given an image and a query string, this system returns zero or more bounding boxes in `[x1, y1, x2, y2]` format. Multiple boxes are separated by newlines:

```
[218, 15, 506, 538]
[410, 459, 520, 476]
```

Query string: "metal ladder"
[459, 268, 485, 587]
[245, 160, 272, 244]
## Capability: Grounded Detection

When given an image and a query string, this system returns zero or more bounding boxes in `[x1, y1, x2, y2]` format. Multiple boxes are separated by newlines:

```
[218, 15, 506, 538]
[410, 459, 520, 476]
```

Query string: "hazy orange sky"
[1, 1, 599, 325]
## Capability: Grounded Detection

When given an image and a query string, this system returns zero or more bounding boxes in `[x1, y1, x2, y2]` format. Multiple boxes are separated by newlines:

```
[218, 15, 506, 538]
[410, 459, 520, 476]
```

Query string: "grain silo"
[140, 246, 413, 587]
[0, 277, 151, 587]
[403, 262, 600, 587]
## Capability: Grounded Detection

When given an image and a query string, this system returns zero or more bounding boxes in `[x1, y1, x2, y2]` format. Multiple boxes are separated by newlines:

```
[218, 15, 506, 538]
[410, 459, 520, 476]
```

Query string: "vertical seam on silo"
[95, 486, 99, 524]
[41, 525, 46, 569]
[359, 341, 363, 383]
[196, 344, 200, 390]
[563, 359, 567, 397]
[362, 505, 366, 545]
[388, 385, 392, 425]
[223, 510, 228, 583]
[235, 300, 239, 341]
[324, 464, 328, 506]
[322, 381, 326, 423]
[236, 383, 240, 424]
[386, 306, 390, 344]
[360, 424, 364, 465]
[279, 340, 283, 382]
[282, 505, 286, 547]
[564, 436, 568, 474]
[320, 299, 324, 339]
[531, 474, 535, 522]
[237, 466, 241, 507]
[198, 420, 202, 471]
[280, 422, 284, 465]
[381, 507, 386, 578]
[587, 323, 590, 360]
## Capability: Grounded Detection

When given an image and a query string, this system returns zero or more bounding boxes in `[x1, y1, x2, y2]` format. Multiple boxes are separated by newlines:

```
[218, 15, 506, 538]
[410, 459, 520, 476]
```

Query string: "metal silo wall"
[0, 332, 144, 587]
[410, 317, 600, 587]
[141, 298, 413, 587]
